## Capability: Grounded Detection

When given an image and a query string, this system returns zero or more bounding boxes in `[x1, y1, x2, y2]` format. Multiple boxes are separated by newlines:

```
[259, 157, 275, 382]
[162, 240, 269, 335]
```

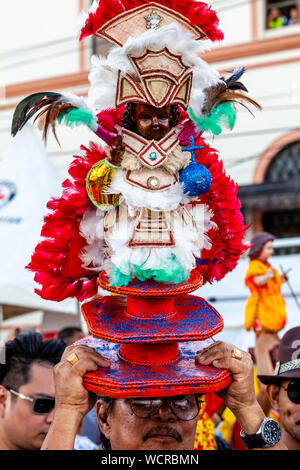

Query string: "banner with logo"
[0, 125, 77, 313]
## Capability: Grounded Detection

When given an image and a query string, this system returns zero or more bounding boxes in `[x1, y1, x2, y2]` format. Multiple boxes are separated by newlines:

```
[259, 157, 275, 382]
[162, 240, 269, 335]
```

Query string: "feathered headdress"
[12, 0, 260, 143]
[79, 0, 224, 43]
[82, 0, 260, 133]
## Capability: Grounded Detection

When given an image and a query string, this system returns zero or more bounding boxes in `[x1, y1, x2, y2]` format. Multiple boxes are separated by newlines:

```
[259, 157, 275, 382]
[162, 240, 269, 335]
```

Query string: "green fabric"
[269, 17, 284, 29]
[58, 108, 97, 130]
[188, 102, 236, 135]
[110, 256, 189, 286]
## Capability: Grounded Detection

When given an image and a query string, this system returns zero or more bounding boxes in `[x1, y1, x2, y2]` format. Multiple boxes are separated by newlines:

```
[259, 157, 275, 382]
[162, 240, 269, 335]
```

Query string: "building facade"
[204, 0, 300, 242]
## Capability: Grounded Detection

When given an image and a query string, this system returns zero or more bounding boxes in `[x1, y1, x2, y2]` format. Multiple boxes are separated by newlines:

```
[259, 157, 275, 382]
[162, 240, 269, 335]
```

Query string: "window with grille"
[262, 141, 300, 243]
[265, 141, 300, 182]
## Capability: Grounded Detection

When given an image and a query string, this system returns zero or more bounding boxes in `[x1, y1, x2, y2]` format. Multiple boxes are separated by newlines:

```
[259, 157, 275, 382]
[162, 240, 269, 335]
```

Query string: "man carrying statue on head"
[11, 0, 284, 451]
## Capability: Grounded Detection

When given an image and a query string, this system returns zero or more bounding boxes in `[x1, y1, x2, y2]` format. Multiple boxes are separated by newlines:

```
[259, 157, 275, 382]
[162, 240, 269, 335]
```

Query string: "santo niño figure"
[82, 101, 216, 287]
[244, 232, 288, 334]
[11, 0, 260, 301]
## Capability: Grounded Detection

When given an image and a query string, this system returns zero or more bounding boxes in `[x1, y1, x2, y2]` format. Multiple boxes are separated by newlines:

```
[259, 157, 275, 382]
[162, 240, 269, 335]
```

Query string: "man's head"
[269, 8, 281, 20]
[290, 7, 299, 19]
[122, 103, 180, 140]
[0, 332, 65, 450]
[258, 326, 300, 449]
[267, 379, 300, 447]
[57, 326, 84, 346]
[96, 394, 202, 450]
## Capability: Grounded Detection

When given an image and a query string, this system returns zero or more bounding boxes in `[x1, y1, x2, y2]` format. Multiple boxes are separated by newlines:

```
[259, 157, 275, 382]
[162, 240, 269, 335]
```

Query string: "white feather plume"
[78, 198, 217, 278]
[108, 170, 186, 211]
[104, 207, 215, 277]
[62, 92, 93, 112]
[189, 204, 218, 251]
[79, 207, 106, 270]
[77, 11, 89, 30]
[88, 23, 221, 114]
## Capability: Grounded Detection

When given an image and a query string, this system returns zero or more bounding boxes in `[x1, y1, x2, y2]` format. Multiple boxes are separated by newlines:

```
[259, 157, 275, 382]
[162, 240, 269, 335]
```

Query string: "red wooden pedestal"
[79, 270, 232, 397]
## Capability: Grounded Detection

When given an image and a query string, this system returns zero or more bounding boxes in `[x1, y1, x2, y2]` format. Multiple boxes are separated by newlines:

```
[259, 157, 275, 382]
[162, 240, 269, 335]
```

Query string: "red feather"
[192, 138, 249, 284]
[27, 142, 107, 302]
[80, 0, 223, 42]
[96, 106, 125, 133]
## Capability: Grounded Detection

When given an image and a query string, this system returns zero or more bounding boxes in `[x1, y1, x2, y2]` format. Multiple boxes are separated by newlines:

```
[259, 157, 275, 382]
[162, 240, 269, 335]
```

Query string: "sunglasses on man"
[8, 388, 55, 415]
[281, 379, 300, 404]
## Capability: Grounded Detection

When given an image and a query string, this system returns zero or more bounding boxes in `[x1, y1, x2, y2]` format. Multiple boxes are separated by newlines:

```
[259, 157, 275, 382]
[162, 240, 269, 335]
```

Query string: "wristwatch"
[240, 418, 281, 449]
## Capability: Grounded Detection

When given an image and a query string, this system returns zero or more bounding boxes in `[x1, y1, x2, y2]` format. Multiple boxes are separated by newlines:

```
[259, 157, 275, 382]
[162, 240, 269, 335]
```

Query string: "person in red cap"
[244, 231, 288, 334]
[258, 326, 300, 450]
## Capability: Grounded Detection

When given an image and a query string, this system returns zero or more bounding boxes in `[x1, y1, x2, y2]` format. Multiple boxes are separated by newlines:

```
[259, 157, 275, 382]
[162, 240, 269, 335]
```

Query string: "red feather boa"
[27, 109, 247, 301]
[80, 0, 224, 42]
[192, 137, 249, 284]
[27, 142, 107, 302]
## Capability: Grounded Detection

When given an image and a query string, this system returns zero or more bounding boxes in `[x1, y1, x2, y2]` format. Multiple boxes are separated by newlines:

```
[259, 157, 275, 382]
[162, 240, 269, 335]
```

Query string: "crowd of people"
[267, 6, 300, 29]
[0, 228, 298, 452]
[0, 229, 299, 451]
[0, 322, 299, 451]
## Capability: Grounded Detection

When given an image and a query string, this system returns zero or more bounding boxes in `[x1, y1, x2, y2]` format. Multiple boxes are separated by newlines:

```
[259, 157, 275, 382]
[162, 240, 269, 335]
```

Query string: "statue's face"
[259, 240, 274, 261]
[133, 103, 171, 140]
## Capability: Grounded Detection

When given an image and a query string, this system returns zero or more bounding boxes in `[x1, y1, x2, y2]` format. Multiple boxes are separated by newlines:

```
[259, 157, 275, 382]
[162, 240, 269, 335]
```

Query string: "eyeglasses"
[128, 395, 203, 421]
[8, 389, 55, 415]
[281, 380, 300, 404]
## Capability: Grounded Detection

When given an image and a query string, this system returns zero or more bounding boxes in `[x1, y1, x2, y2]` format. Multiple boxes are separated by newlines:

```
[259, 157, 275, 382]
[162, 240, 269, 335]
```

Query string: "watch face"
[262, 419, 281, 445]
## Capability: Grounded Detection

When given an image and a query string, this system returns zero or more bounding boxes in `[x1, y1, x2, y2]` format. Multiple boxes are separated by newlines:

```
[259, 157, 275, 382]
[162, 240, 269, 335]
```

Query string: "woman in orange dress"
[244, 232, 287, 333]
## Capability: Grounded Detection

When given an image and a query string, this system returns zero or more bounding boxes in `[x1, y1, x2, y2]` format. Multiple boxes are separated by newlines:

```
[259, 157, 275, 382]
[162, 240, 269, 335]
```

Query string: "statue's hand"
[107, 135, 125, 166]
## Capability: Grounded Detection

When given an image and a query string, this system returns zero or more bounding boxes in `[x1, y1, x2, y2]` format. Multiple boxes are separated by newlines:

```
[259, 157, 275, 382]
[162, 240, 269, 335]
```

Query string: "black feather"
[227, 81, 248, 92]
[11, 92, 62, 136]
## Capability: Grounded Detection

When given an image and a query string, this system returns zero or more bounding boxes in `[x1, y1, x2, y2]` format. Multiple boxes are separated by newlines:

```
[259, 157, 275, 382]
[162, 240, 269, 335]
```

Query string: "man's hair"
[0, 332, 66, 391]
[57, 326, 83, 345]
[98, 397, 115, 450]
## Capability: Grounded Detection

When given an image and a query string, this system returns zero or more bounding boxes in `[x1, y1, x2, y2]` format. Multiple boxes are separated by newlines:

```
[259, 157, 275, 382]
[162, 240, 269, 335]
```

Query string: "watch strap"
[240, 431, 266, 449]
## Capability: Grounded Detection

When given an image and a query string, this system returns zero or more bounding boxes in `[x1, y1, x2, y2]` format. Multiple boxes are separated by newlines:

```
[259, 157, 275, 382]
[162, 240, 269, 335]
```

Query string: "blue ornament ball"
[179, 161, 212, 196]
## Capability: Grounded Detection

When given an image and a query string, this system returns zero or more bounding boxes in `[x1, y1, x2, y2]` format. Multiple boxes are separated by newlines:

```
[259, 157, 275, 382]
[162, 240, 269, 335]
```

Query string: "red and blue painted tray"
[78, 336, 232, 398]
[80, 270, 231, 397]
[81, 294, 224, 342]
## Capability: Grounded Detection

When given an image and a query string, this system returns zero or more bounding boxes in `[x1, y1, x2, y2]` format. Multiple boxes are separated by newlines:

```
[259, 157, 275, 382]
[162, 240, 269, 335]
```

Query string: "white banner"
[0, 125, 77, 313]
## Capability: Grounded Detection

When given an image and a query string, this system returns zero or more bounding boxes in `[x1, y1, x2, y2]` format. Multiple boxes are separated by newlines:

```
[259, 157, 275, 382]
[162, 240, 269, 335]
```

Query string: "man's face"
[97, 395, 199, 450]
[269, 379, 300, 445]
[0, 363, 55, 450]
[133, 104, 171, 141]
